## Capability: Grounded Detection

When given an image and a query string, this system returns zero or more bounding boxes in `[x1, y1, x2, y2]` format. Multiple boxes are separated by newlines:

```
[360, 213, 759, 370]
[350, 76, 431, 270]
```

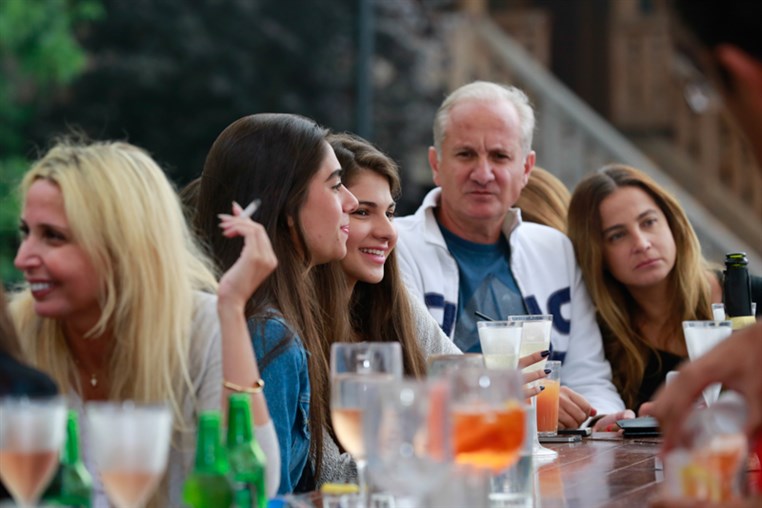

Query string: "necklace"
[73, 358, 99, 387]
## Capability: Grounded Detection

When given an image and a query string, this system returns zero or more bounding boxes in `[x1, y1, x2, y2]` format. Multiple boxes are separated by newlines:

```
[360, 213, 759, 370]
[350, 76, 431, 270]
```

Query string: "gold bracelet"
[223, 379, 265, 394]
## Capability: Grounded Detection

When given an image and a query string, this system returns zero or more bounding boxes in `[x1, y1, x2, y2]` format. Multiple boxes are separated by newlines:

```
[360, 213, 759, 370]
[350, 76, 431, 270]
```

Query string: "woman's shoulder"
[247, 311, 307, 366]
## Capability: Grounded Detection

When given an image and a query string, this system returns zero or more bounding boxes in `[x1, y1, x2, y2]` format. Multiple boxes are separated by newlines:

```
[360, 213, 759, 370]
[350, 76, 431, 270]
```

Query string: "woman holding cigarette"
[194, 113, 358, 493]
[10, 139, 281, 505]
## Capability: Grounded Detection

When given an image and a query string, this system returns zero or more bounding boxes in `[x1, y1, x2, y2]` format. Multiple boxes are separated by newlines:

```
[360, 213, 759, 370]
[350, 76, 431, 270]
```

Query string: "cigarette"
[242, 199, 261, 218]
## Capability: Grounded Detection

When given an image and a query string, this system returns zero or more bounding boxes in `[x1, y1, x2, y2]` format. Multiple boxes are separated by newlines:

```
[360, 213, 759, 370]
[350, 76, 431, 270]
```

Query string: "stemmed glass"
[87, 402, 173, 508]
[448, 366, 525, 474]
[509, 314, 557, 459]
[330, 342, 403, 498]
[364, 379, 452, 507]
[0, 396, 66, 507]
[683, 320, 733, 406]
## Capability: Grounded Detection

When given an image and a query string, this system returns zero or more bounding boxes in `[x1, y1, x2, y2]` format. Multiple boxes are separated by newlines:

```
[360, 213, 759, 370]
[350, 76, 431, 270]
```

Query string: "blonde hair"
[567, 164, 713, 409]
[433, 81, 535, 156]
[11, 140, 218, 426]
[515, 167, 571, 233]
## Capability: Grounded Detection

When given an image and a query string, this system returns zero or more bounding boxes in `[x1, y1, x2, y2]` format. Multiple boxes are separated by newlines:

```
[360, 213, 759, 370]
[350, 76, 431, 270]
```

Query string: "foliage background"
[1, 0, 451, 285]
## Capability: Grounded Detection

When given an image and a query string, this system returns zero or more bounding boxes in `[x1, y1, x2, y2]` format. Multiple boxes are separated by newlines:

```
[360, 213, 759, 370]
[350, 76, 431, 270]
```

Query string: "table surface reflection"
[537, 433, 665, 507]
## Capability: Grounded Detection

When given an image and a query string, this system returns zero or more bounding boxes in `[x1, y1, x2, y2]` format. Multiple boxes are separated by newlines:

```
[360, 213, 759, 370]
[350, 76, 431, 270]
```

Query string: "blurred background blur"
[2, 0, 761, 285]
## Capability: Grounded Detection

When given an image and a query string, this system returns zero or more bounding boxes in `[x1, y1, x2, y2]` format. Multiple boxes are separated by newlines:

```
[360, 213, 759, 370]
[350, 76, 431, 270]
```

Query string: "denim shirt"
[248, 315, 311, 494]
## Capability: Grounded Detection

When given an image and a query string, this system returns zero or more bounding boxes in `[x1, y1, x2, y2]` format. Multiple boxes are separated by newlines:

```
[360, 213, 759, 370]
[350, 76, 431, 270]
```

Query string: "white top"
[71, 291, 281, 507]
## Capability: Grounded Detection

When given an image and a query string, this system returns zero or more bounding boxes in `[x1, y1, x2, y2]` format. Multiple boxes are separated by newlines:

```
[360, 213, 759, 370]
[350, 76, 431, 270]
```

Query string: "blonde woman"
[515, 166, 571, 234]
[10, 140, 280, 505]
[567, 164, 721, 413]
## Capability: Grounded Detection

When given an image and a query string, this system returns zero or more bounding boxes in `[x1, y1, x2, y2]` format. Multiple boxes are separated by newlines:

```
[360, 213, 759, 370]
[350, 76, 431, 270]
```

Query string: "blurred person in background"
[10, 139, 280, 505]
[514, 166, 570, 234]
[649, 1, 762, 506]
[193, 113, 358, 493]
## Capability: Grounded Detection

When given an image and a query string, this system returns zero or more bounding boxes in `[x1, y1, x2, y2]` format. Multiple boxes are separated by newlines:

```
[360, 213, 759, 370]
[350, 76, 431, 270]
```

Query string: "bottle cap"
[320, 483, 360, 495]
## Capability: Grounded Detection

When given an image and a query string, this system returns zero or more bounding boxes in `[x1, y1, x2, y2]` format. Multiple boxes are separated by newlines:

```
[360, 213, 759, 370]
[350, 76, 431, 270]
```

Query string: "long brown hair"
[567, 164, 713, 409]
[195, 113, 336, 480]
[328, 132, 427, 377]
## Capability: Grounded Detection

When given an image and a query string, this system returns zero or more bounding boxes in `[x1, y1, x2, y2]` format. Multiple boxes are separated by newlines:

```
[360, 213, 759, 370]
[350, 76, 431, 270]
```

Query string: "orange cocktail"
[536, 379, 560, 435]
[453, 402, 525, 472]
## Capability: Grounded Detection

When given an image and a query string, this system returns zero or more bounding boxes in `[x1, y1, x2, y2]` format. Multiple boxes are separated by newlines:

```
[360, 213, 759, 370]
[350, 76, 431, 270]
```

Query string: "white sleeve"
[562, 266, 626, 414]
[254, 420, 281, 498]
[394, 240, 426, 304]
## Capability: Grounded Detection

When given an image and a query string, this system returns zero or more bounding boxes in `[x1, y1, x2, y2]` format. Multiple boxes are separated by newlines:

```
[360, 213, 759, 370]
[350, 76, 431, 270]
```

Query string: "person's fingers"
[561, 387, 593, 416]
[639, 401, 654, 417]
[523, 385, 542, 399]
[518, 350, 549, 370]
[557, 392, 588, 429]
[522, 369, 547, 385]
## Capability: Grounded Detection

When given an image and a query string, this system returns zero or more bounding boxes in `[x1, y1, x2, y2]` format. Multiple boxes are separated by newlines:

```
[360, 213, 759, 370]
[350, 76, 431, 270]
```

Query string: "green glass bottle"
[42, 410, 93, 507]
[182, 411, 234, 508]
[227, 394, 267, 508]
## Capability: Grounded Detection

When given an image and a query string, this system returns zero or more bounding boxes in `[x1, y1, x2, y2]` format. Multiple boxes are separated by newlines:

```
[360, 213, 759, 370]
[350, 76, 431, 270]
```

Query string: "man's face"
[430, 98, 535, 240]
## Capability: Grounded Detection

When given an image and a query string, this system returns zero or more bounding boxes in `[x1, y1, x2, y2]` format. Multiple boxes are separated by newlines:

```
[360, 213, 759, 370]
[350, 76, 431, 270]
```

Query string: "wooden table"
[537, 434, 664, 507]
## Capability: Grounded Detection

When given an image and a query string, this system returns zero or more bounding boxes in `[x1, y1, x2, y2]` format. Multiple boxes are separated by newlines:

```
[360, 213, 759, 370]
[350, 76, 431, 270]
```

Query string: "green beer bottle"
[183, 411, 234, 508]
[226, 394, 267, 508]
[42, 410, 93, 507]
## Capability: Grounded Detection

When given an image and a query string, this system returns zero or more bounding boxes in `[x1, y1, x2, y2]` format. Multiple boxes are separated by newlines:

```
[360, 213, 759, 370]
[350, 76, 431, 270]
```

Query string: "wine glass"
[509, 314, 557, 459]
[683, 320, 733, 406]
[87, 401, 173, 508]
[364, 379, 452, 507]
[448, 366, 525, 474]
[0, 396, 66, 507]
[330, 342, 403, 499]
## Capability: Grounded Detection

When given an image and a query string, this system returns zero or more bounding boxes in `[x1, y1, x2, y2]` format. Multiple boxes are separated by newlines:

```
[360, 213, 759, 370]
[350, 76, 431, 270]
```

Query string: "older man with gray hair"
[396, 80, 628, 429]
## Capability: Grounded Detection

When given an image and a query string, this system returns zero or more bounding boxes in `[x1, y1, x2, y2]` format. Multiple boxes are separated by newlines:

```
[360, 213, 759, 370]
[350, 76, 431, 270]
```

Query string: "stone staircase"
[440, 12, 762, 270]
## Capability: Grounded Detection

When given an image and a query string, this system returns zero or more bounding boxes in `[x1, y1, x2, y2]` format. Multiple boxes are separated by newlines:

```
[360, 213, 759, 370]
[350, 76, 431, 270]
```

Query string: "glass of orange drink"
[536, 360, 561, 437]
[449, 367, 525, 474]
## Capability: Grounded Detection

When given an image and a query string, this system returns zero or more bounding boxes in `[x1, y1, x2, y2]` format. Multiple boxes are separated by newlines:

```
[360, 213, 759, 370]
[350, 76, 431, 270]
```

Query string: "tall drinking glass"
[330, 342, 403, 498]
[87, 402, 173, 508]
[683, 320, 733, 406]
[364, 379, 452, 507]
[0, 396, 66, 507]
[449, 367, 525, 474]
[477, 321, 522, 371]
[509, 314, 556, 459]
[509, 315, 553, 373]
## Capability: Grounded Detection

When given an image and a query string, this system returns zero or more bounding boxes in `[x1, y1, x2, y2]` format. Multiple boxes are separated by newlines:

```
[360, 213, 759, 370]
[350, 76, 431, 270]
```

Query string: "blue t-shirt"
[439, 223, 527, 352]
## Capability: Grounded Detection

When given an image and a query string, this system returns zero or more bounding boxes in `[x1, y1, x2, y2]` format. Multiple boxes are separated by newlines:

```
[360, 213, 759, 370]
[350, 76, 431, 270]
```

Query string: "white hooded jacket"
[396, 188, 625, 414]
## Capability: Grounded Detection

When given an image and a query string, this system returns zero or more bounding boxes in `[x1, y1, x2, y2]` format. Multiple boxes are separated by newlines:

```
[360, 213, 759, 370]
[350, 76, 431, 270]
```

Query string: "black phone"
[538, 435, 582, 443]
[558, 428, 592, 437]
[617, 416, 661, 437]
